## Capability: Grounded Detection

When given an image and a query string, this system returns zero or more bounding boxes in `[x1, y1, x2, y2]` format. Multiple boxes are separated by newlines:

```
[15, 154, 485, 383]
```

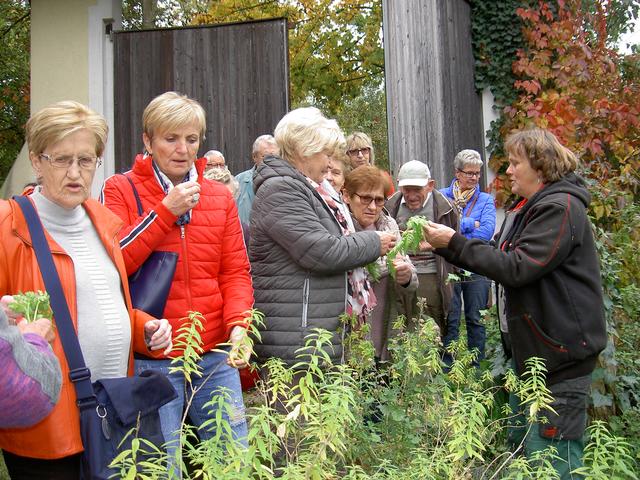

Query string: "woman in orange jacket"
[0, 101, 172, 480]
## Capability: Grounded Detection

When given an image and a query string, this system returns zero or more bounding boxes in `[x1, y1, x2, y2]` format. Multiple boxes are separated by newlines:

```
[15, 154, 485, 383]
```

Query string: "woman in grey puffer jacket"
[249, 107, 396, 367]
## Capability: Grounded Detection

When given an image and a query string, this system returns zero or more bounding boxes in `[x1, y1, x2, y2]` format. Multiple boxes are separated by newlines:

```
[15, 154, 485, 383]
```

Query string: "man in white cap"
[386, 160, 458, 334]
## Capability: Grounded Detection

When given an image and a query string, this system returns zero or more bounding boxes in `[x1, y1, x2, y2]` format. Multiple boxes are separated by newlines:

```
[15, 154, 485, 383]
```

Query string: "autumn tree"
[0, 0, 30, 186]
[192, 0, 384, 113]
[478, 0, 640, 212]
[121, 0, 210, 29]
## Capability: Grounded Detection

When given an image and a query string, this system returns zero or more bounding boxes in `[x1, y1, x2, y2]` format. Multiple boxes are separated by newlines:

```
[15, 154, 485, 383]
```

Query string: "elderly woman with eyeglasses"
[345, 132, 395, 196]
[439, 149, 496, 366]
[0, 101, 172, 479]
[250, 108, 397, 368]
[343, 166, 417, 361]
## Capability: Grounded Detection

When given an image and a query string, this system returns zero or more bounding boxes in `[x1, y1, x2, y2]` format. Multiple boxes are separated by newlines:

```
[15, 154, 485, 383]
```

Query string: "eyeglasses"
[353, 192, 385, 207]
[40, 153, 102, 170]
[347, 147, 370, 157]
[457, 169, 481, 178]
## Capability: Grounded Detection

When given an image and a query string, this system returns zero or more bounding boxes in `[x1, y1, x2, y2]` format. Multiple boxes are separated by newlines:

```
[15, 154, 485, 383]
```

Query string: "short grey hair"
[454, 149, 483, 170]
[252, 134, 276, 156]
[274, 107, 345, 164]
[204, 150, 224, 160]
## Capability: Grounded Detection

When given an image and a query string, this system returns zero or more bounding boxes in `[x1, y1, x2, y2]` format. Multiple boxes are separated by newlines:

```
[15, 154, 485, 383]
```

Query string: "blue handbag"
[14, 195, 177, 480]
[121, 174, 178, 319]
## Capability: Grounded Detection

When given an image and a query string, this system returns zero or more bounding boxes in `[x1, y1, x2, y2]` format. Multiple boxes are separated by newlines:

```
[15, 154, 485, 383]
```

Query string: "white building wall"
[481, 87, 505, 230]
[1, 0, 120, 198]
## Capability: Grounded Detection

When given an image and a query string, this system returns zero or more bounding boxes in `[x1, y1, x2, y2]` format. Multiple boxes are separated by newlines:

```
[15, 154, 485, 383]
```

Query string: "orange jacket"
[101, 155, 254, 355]
[0, 197, 161, 459]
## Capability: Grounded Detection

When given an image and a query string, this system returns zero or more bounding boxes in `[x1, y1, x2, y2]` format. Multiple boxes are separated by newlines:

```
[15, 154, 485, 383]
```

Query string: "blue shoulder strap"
[119, 174, 143, 216]
[13, 195, 96, 408]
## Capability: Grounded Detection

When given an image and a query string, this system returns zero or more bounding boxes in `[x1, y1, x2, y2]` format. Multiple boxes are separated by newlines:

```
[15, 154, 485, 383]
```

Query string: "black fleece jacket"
[436, 173, 606, 385]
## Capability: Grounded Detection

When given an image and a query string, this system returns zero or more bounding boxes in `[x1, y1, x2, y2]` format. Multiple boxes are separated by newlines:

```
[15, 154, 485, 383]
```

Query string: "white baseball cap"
[397, 160, 431, 187]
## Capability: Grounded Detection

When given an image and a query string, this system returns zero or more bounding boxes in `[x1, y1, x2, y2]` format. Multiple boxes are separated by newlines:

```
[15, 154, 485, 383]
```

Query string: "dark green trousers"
[508, 374, 591, 479]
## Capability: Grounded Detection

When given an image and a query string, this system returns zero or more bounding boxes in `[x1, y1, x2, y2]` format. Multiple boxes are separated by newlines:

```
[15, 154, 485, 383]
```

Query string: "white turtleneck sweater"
[30, 190, 131, 381]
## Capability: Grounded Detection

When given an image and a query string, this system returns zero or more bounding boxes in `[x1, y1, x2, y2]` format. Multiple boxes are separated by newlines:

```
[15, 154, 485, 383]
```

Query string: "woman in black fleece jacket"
[423, 128, 606, 479]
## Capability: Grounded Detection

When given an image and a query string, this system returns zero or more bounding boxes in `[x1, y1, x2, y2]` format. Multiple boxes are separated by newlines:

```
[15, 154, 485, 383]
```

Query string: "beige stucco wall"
[1, 0, 119, 198]
[31, 0, 92, 112]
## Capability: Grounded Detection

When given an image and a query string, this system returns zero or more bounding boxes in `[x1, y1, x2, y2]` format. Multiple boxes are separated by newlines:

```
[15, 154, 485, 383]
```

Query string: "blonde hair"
[26, 101, 108, 156]
[274, 107, 345, 164]
[203, 166, 239, 196]
[331, 150, 351, 175]
[505, 128, 578, 183]
[143, 91, 206, 141]
[346, 131, 376, 165]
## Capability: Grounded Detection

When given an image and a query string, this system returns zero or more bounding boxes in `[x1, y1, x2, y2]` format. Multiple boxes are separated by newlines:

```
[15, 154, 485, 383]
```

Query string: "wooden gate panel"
[113, 19, 289, 174]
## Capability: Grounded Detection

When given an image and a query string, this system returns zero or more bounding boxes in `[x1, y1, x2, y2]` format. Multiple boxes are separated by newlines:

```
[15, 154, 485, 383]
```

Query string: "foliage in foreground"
[110, 309, 638, 479]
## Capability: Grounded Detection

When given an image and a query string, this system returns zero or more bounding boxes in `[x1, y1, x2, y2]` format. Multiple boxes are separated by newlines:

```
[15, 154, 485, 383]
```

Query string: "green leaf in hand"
[9, 291, 53, 323]
[386, 216, 429, 277]
[365, 261, 381, 282]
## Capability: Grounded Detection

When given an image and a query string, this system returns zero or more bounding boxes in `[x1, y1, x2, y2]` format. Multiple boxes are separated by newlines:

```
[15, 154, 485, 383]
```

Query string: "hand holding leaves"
[7, 291, 53, 323]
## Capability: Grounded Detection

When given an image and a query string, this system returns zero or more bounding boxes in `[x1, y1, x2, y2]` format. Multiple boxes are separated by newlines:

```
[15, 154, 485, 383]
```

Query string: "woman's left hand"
[393, 258, 413, 285]
[144, 318, 172, 355]
[423, 222, 456, 249]
[227, 326, 252, 369]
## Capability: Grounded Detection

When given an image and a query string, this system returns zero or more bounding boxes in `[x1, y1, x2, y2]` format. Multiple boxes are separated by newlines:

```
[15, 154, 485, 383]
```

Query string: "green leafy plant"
[9, 290, 53, 323]
[573, 420, 639, 479]
[108, 306, 639, 478]
[367, 215, 430, 282]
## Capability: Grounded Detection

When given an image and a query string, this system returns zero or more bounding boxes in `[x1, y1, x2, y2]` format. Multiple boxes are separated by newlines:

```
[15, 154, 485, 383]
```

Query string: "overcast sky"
[618, 19, 640, 53]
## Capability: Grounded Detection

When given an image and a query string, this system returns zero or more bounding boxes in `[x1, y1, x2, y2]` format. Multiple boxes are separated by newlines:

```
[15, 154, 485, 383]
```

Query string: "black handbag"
[14, 195, 178, 480]
[121, 174, 178, 319]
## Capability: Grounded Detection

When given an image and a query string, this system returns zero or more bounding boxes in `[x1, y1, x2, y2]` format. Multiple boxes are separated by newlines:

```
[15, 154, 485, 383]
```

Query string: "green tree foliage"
[0, 0, 30, 186]
[192, 0, 384, 112]
[332, 85, 387, 168]
[121, 0, 210, 29]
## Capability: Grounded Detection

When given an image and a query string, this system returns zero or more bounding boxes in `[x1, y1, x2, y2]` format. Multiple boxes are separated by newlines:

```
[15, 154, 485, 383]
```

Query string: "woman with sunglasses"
[440, 149, 496, 366]
[343, 166, 417, 362]
[345, 132, 395, 196]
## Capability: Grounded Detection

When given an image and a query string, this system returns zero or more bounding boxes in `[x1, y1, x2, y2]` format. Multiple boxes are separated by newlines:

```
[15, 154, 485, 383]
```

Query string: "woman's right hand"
[18, 318, 55, 343]
[376, 231, 397, 256]
[0, 295, 22, 325]
[161, 180, 201, 217]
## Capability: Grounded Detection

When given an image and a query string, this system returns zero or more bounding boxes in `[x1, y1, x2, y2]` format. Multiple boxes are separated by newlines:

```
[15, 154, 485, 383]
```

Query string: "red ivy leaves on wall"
[490, 0, 640, 220]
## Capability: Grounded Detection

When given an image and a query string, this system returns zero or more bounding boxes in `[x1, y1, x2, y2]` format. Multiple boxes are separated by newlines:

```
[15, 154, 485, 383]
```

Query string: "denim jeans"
[443, 273, 490, 365]
[135, 349, 248, 478]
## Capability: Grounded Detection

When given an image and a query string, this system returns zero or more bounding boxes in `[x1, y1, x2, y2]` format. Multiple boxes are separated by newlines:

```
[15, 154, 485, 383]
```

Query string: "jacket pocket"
[523, 314, 568, 353]
[508, 313, 570, 376]
[301, 277, 310, 328]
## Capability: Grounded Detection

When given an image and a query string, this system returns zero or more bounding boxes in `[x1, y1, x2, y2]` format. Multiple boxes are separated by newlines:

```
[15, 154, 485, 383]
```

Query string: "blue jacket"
[440, 181, 496, 241]
[235, 166, 255, 226]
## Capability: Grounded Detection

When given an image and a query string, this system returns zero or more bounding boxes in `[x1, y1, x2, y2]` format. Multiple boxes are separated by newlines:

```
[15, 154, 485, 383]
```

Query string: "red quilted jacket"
[101, 155, 254, 356]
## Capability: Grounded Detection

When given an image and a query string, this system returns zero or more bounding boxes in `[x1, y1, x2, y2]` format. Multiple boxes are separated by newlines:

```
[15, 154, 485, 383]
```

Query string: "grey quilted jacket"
[249, 156, 381, 366]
